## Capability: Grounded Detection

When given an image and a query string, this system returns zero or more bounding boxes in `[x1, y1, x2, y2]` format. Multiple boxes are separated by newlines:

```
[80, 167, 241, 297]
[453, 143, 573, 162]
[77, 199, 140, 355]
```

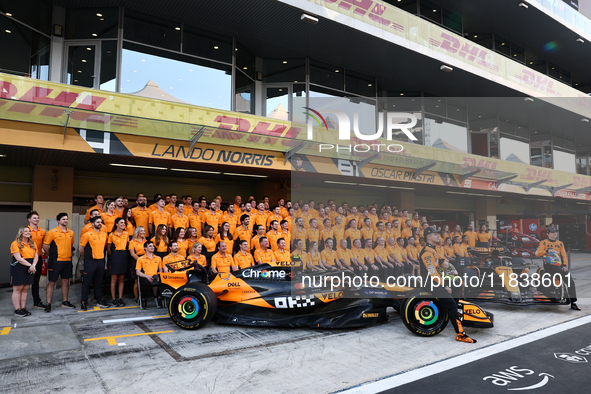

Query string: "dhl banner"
[291, 155, 591, 201]
[299, 0, 591, 117]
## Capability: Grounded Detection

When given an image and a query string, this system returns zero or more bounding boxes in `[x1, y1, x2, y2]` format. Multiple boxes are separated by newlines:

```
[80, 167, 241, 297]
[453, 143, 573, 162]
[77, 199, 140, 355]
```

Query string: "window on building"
[124, 9, 181, 52]
[120, 42, 231, 110]
[263, 58, 305, 83]
[66, 8, 118, 39]
[419, 0, 462, 34]
[0, 0, 52, 35]
[576, 156, 589, 175]
[385, 0, 417, 15]
[235, 70, 255, 114]
[424, 115, 467, 152]
[0, 14, 50, 79]
[310, 60, 344, 92]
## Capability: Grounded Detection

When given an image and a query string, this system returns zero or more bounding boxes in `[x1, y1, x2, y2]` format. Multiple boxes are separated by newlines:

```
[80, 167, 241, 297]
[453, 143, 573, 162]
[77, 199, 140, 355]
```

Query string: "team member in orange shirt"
[173, 227, 188, 257]
[43, 213, 76, 312]
[306, 218, 320, 252]
[411, 213, 421, 230]
[251, 202, 269, 231]
[267, 220, 282, 252]
[453, 236, 469, 258]
[164, 194, 178, 216]
[251, 224, 266, 253]
[135, 240, 164, 309]
[401, 220, 413, 240]
[10, 226, 38, 317]
[182, 196, 194, 216]
[233, 196, 243, 218]
[101, 200, 119, 233]
[273, 238, 291, 265]
[318, 218, 333, 251]
[188, 242, 207, 268]
[202, 201, 222, 236]
[26, 211, 47, 309]
[221, 204, 239, 235]
[131, 194, 150, 232]
[84, 194, 105, 224]
[453, 224, 463, 239]
[266, 206, 283, 231]
[476, 225, 492, 246]
[171, 203, 190, 233]
[188, 201, 203, 238]
[335, 239, 355, 272]
[151, 224, 170, 260]
[463, 224, 478, 248]
[79, 216, 110, 310]
[373, 238, 395, 281]
[344, 219, 361, 249]
[441, 225, 451, 240]
[186, 227, 199, 257]
[233, 215, 252, 252]
[443, 237, 455, 262]
[129, 226, 146, 302]
[360, 218, 374, 248]
[405, 236, 421, 276]
[149, 197, 171, 237]
[234, 240, 254, 270]
[306, 241, 321, 270]
[319, 239, 338, 271]
[216, 222, 234, 255]
[292, 218, 307, 251]
[291, 239, 311, 271]
[199, 225, 217, 266]
[162, 241, 186, 273]
[280, 220, 291, 253]
[254, 237, 275, 265]
[107, 218, 130, 307]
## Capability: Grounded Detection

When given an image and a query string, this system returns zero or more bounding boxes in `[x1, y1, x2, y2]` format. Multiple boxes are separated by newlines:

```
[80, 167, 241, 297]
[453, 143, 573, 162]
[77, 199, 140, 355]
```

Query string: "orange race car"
[153, 259, 494, 337]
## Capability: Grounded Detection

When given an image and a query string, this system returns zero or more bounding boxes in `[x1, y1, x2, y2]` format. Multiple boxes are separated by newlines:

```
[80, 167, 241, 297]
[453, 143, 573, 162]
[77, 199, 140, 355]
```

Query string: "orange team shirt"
[280, 206, 288, 218]
[175, 239, 188, 257]
[386, 244, 403, 261]
[291, 250, 307, 269]
[435, 245, 446, 259]
[476, 232, 492, 243]
[220, 213, 238, 234]
[164, 204, 178, 216]
[274, 249, 291, 264]
[344, 228, 361, 244]
[281, 231, 291, 252]
[101, 211, 118, 232]
[306, 228, 320, 246]
[464, 231, 478, 248]
[11, 240, 36, 259]
[307, 251, 320, 266]
[251, 235, 264, 252]
[44, 227, 75, 261]
[368, 214, 379, 230]
[108, 231, 129, 251]
[251, 212, 268, 229]
[299, 212, 314, 230]
[320, 249, 338, 266]
[374, 245, 389, 260]
[336, 246, 353, 264]
[406, 244, 418, 260]
[163, 254, 185, 269]
[211, 253, 234, 274]
[360, 227, 374, 243]
[202, 211, 221, 234]
[332, 225, 345, 246]
[171, 214, 190, 231]
[234, 251, 254, 269]
[188, 213, 202, 237]
[363, 248, 376, 263]
[151, 237, 169, 253]
[254, 248, 275, 264]
[198, 236, 217, 253]
[188, 254, 207, 267]
[80, 230, 108, 259]
[183, 205, 193, 216]
[373, 230, 386, 243]
[131, 207, 151, 231]
[266, 230, 281, 252]
[319, 228, 334, 244]
[129, 238, 146, 257]
[84, 205, 104, 221]
[453, 243, 467, 256]
[149, 210, 171, 229]
[411, 219, 421, 229]
[27, 226, 46, 253]
[214, 234, 234, 254]
[80, 223, 108, 238]
[292, 228, 307, 249]
[401, 228, 413, 239]
[233, 227, 252, 251]
[266, 214, 283, 229]
[444, 245, 454, 257]
[136, 254, 163, 276]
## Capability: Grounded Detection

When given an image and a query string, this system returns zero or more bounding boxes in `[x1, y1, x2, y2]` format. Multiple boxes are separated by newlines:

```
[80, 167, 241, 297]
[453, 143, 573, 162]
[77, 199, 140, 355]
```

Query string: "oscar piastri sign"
[304, 107, 416, 153]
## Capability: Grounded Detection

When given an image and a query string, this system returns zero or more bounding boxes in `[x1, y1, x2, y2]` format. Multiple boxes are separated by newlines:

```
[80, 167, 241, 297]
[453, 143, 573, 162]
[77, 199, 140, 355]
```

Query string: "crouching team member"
[419, 226, 477, 344]
[535, 226, 580, 310]
[79, 216, 110, 310]
[135, 240, 163, 309]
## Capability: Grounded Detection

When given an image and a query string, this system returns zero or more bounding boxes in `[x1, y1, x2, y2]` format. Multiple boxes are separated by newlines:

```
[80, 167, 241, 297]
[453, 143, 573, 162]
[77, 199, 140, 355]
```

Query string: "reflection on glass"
[308, 86, 376, 137]
[576, 157, 588, 175]
[292, 84, 307, 124]
[66, 8, 118, 39]
[0, 15, 50, 79]
[235, 71, 254, 114]
[67, 45, 96, 88]
[266, 87, 289, 120]
[100, 41, 117, 91]
[121, 45, 231, 110]
[424, 116, 467, 152]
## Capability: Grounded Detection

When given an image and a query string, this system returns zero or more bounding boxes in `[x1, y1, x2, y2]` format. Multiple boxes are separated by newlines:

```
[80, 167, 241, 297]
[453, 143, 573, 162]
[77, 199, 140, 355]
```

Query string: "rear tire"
[168, 283, 217, 330]
[401, 291, 448, 336]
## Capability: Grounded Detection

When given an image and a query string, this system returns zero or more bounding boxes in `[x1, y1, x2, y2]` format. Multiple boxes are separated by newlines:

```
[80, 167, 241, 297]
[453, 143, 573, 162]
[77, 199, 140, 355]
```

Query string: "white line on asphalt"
[339, 314, 591, 394]
[102, 315, 169, 324]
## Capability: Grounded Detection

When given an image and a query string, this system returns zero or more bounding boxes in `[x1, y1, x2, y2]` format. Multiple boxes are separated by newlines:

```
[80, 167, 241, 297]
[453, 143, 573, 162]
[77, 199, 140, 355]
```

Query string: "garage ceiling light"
[518, 2, 528, 9]
[358, 183, 388, 188]
[576, 37, 584, 44]
[170, 168, 221, 174]
[440, 64, 453, 72]
[224, 172, 267, 178]
[389, 186, 415, 190]
[110, 163, 167, 170]
[524, 97, 534, 102]
[324, 180, 358, 186]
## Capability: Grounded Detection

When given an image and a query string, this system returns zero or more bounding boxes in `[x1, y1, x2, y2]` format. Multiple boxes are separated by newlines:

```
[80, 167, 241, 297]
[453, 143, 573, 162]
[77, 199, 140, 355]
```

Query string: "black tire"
[168, 283, 217, 330]
[401, 292, 448, 336]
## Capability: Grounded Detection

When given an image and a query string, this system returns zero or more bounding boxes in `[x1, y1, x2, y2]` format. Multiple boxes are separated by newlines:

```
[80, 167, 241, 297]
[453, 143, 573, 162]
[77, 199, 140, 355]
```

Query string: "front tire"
[401, 292, 448, 336]
[168, 283, 217, 330]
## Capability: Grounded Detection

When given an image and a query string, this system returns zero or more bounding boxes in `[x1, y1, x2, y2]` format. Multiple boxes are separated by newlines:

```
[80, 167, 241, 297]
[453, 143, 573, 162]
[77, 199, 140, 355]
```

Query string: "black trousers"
[544, 263, 577, 303]
[139, 277, 159, 299]
[81, 258, 105, 303]
[32, 262, 44, 304]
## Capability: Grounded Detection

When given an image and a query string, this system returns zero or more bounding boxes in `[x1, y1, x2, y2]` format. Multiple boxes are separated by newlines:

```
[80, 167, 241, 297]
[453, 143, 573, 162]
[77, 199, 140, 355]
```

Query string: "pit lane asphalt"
[0, 253, 590, 394]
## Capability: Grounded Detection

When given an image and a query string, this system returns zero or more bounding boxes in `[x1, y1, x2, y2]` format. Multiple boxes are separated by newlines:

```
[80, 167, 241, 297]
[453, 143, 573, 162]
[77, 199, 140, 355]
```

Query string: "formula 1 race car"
[492, 231, 540, 258]
[154, 259, 494, 338]
[459, 246, 570, 305]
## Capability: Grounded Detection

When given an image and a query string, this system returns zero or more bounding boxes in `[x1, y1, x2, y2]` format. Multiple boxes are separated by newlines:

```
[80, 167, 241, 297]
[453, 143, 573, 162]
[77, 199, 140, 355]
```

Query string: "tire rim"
[178, 295, 200, 320]
[414, 300, 439, 326]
